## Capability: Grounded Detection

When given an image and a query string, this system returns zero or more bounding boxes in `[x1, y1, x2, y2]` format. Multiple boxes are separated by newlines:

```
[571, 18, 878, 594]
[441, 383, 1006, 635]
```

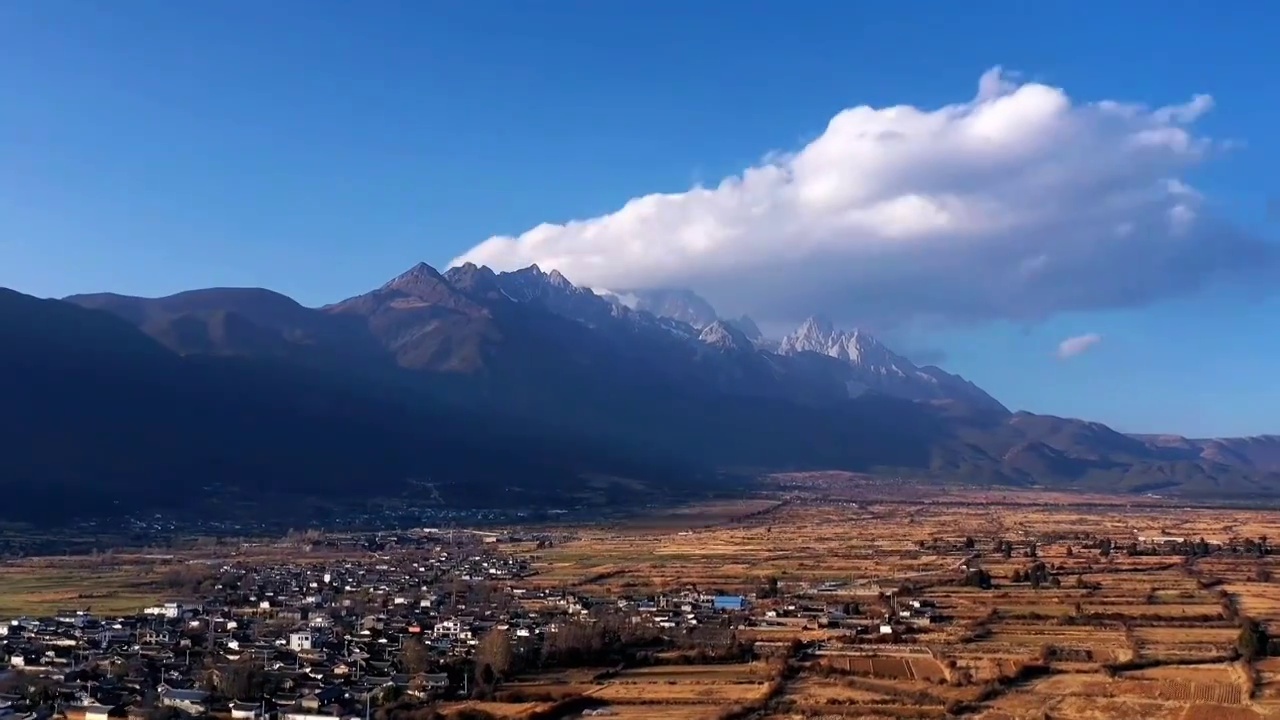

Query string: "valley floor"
[488, 495, 1280, 719]
[9, 490, 1280, 718]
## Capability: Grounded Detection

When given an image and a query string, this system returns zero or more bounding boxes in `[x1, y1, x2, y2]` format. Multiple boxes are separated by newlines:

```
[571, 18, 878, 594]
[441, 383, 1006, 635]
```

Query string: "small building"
[288, 631, 313, 652]
[433, 620, 464, 639]
[68, 704, 118, 720]
[712, 595, 747, 612]
[230, 702, 263, 720]
[158, 687, 210, 715]
[420, 673, 449, 690]
[143, 602, 182, 619]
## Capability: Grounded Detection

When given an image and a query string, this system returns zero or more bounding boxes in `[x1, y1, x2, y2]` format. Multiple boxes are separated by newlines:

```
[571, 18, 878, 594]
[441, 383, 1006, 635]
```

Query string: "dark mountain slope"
[65, 287, 388, 367]
[1136, 434, 1280, 472]
[65, 277, 943, 480]
[69, 287, 312, 327]
[321, 266, 947, 474]
[0, 289, 706, 523]
[48, 262, 1280, 505]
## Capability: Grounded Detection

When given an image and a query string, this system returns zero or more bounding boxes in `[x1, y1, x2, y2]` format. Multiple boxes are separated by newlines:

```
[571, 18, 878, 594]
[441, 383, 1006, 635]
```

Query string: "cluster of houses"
[0, 547, 766, 720]
[0, 543, 536, 720]
[0, 532, 951, 720]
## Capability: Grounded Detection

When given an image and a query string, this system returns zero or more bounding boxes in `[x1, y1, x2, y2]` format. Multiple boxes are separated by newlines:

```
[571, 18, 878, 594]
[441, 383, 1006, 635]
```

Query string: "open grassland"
[0, 540, 403, 618]
[522, 496, 1280, 718]
[0, 564, 166, 617]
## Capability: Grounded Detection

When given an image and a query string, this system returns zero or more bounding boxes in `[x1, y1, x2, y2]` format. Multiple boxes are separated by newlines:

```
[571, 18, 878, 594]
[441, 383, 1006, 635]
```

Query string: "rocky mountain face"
[10, 259, 1273, 520]
[698, 321, 755, 354]
[587, 288, 1004, 412]
[776, 316, 1008, 413]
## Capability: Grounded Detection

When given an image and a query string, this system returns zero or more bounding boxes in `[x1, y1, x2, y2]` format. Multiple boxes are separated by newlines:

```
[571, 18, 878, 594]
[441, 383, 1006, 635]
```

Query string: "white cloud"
[1056, 333, 1102, 359]
[453, 67, 1276, 328]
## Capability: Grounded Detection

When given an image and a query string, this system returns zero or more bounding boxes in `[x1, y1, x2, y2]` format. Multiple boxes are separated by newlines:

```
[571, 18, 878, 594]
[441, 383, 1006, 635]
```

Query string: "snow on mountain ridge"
[697, 320, 754, 353]
[778, 316, 1007, 411]
[448, 263, 1006, 411]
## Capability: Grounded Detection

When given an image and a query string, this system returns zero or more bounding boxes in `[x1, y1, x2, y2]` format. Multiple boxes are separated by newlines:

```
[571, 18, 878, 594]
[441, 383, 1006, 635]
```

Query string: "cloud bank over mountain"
[453, 67, 1275, 329]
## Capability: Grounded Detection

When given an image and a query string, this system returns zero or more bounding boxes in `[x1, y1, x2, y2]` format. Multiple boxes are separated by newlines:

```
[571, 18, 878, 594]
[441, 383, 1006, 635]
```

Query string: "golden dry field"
[8, 491, 1280, 719]
[502, 496, 1280, 719]
[0, 542, 394, 616]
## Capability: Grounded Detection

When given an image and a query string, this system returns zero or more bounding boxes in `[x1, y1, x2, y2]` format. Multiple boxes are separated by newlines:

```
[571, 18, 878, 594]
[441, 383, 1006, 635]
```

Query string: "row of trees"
[948, 534, 1273, 560]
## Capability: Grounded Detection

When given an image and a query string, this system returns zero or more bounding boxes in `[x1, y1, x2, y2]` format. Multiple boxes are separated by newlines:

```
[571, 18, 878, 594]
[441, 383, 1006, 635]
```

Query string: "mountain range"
[3, 261, 1278, 522]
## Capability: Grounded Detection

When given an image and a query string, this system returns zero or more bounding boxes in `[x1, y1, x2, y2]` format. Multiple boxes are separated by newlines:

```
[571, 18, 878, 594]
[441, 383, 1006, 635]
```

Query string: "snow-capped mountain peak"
[546, 268, 574, 289]
[780, 317, 904, 367]
[802, 314, 834, 336]
[778, 317, 1007, 412]
[432, 264, 1006, 412]
[697, 320, 753, 353]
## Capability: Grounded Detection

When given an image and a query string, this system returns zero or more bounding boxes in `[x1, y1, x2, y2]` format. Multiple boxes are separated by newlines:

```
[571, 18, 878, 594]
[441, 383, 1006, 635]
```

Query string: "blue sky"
[2, 1, 1277, 437]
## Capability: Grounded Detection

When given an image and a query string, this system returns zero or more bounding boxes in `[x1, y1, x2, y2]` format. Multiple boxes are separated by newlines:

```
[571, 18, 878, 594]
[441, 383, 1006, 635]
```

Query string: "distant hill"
[1133, 434, 1280, 472]
[1, 261, 1274, 522]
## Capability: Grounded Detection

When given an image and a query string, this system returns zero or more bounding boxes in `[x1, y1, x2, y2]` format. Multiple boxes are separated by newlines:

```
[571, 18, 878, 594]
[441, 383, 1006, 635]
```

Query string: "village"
[0, 526, 949, 720]
[10, 499, 1280, 720]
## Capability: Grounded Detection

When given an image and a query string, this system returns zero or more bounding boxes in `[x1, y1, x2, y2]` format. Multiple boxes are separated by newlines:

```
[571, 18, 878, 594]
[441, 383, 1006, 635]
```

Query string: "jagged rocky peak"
[698, 320, 753, 353]
[726, 315, 763, 342]
[444, 261, 495, 283]
[382, 262, 451, 294]
[837, 330, 899, 366]
[497, 264, 590, 300]
[443, 262, 502, 296]
[779, 315, 836, 354]
[546, 268, 573, 288]
[778, 315, 1009, 413]
[779, 316, 901, 365]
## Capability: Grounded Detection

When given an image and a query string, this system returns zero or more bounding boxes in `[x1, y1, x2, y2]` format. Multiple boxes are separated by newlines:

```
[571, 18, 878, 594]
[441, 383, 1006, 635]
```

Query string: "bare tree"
[400, 638, 430, 674]
[474, 629, 513, 682]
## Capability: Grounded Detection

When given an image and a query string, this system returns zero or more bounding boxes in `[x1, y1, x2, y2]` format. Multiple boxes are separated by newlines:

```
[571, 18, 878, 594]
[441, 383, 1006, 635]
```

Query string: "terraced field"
[518, 496, 1280, 719]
